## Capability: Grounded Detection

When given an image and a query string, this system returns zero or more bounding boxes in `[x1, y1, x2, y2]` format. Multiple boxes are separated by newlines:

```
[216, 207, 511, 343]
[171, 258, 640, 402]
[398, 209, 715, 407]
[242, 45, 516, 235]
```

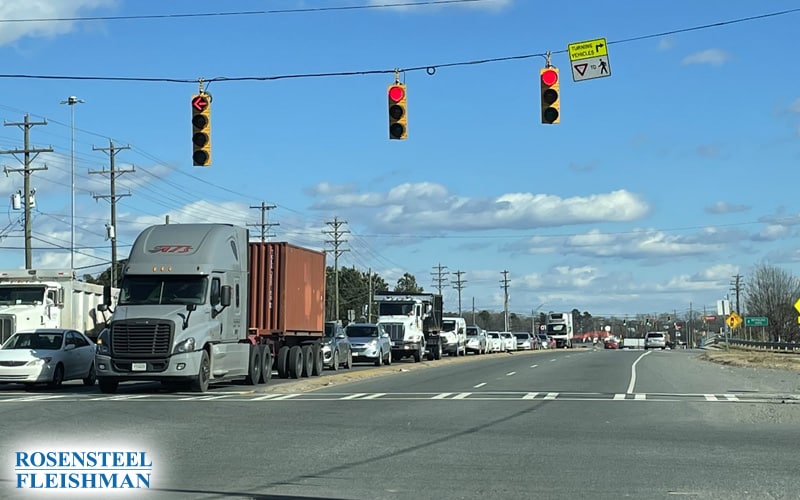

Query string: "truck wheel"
[434, 344, 442, 360]
[301, 345, 314, 377]
[276, 346, 290, 379]
[190, 350, 211, 392]
[426, 348, 434, 361]
[413, 347, 421, 363]
[245, 344, 261, 385]
[288, 346, 303, 379]
[311, 344, 323, 376]
[331, 351, 339, 371]
[259, 345, 273, 384]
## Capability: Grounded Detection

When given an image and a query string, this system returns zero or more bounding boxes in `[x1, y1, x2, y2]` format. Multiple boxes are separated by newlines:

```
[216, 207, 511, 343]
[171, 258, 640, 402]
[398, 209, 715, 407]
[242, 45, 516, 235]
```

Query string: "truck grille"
[0, 315, 15, 344]
[381, 323, 405, 342]
[110, 320, 173, 357]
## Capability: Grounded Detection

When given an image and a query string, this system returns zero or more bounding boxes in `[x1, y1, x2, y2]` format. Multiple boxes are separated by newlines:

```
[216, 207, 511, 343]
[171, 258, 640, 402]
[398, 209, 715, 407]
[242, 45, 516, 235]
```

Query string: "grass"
[699, 346, 800, 372]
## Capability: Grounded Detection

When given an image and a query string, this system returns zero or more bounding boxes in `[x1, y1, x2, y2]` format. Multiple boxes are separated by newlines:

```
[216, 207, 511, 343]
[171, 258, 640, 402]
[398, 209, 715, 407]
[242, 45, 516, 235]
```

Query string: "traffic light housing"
[388, 83, 407, 140]
[192, 93, 211, 166]
[540, 67, 560, 124]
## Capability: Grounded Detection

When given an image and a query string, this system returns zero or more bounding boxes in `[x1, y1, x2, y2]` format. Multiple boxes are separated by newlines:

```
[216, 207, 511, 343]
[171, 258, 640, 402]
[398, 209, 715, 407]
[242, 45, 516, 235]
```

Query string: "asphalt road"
[1, 347, 798, 500]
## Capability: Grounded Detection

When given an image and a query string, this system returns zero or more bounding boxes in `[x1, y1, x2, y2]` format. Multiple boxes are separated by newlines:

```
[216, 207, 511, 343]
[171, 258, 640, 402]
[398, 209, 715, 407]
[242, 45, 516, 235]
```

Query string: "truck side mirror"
[220, 285, 232, 307]
[103, 285, 112, 306]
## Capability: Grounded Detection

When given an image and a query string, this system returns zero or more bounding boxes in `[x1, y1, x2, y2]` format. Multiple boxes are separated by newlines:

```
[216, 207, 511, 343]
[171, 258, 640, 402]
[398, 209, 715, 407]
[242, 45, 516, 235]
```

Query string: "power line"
[0, 8, 796, 85]
[0, 0, 494, 24]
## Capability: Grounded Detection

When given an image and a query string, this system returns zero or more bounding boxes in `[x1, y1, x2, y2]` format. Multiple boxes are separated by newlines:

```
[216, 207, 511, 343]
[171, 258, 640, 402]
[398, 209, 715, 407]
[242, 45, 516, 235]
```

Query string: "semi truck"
[374, 292, 443, 362]
[0, 269, 115, 344]
[95, 223, 326, 393]
[545, 311, 574, 348]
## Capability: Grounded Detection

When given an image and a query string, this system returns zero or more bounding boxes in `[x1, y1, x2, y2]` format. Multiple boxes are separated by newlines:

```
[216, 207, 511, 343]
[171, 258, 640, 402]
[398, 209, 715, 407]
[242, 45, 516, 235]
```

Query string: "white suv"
[644, 331, 667, 350]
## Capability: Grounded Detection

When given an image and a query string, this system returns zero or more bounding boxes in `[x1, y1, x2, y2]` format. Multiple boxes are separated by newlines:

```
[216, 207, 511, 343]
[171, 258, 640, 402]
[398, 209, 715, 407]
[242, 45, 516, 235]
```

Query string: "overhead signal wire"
[0, 8, 797, 85]
[0, 0, 496, 24]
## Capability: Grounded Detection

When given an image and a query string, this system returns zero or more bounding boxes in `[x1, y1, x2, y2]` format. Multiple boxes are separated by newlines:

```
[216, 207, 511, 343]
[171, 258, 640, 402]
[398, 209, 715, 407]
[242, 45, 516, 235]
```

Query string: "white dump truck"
[0, 269, 115, 343]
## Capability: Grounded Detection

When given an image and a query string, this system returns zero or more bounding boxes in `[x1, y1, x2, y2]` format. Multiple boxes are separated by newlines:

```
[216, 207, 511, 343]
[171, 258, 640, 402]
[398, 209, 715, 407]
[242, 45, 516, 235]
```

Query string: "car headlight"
[173, 337, 196, 354]
[368, 339, 377, 346]
[322, 345, 331, 354]
[27, 357, 52, 366]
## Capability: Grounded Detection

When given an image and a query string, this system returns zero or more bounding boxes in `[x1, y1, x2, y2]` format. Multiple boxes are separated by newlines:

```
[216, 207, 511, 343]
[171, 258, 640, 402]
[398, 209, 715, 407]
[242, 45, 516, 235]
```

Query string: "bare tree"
[744, 263, 800, 342]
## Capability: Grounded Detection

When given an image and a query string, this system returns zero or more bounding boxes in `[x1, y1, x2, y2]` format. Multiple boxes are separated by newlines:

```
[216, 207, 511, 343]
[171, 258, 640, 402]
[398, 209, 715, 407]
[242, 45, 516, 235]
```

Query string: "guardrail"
[722, 338, 800, 352]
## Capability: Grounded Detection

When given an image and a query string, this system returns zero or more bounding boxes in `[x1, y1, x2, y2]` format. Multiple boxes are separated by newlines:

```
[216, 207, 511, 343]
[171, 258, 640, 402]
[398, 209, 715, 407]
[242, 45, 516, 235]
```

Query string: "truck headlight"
[173, 337, 196, 354]
[96, 328, 110, 355]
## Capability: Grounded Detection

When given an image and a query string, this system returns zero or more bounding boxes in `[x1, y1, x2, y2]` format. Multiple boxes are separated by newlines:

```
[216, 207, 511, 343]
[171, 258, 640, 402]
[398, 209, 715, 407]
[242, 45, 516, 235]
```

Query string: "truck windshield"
[378, 303, 413, 316]
[0, 286, 46, 305]
[547, 324, 567, 334]
[119, 276, 207, 306]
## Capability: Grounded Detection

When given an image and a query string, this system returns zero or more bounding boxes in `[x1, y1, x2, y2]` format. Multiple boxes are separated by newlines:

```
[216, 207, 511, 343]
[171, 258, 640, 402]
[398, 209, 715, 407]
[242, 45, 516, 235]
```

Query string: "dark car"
[322, 321, 352, 371]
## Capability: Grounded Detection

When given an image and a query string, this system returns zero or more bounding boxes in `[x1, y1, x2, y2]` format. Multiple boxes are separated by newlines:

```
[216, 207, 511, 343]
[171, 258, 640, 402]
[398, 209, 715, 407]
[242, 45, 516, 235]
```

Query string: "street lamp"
[60, 96, 84, 272]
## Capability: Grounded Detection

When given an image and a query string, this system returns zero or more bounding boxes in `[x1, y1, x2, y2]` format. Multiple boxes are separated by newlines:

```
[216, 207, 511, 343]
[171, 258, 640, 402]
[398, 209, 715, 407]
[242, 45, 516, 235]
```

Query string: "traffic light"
[540, 67, 560, 124]
[191, 93, 211, 166]
[388, 83, 407, 140]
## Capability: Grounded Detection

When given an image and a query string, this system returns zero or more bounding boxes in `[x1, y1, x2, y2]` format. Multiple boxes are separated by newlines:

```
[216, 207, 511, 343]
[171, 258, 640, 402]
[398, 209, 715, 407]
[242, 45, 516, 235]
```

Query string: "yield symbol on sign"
[574, 63, 588, 76]
[192, 95, 209, 111]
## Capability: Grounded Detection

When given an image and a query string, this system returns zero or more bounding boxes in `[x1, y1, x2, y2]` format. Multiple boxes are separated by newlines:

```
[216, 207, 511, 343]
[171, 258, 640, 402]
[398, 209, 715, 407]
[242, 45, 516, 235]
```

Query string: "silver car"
[322, 321, 352, 371]
[346, 323, 392, 366]
[0, 329, 97, 388]
[466, 325, 488, 354]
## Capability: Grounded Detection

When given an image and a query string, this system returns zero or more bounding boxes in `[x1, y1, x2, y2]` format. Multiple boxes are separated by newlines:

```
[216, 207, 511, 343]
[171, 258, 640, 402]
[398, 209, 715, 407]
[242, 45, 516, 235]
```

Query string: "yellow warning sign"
[568, 38, 608, 61]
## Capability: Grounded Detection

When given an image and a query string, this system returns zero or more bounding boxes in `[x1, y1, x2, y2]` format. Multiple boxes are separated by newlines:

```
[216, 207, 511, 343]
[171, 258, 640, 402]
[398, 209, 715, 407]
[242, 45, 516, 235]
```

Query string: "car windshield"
[324, 323, 336, 338]
[513, 333, 529, 339]
[346, 326, 379, 338]
[466, 328, 479, 336]
[2, 333, 63, 350]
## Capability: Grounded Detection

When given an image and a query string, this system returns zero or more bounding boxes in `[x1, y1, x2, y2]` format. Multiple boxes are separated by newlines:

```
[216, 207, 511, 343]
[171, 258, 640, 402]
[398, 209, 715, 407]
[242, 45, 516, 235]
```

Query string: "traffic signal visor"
[540, 67, 560, 124]
[388, 84, 407, 140]
[192, 93, 212, 166]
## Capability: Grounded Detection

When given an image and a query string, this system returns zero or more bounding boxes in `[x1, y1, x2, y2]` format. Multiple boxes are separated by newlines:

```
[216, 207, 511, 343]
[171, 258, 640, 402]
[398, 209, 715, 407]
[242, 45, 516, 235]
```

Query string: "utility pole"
[452, 270, 466, 316]
[367, 267, 373, 322]
[247, 201, 278, 242]
[730, 274, 743, 314]
[431, 263, 449, 295]
[324, 217, 349, 322]
[472, 297, 476, 325]
[90, 140, 133, 288]
[1, 115, 52, 269]
[500, 270, 510, 331]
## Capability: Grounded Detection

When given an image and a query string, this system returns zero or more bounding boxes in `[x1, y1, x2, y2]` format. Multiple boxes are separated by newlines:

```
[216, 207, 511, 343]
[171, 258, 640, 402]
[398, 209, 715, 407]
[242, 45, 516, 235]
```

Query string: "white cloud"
[705, 201, 750, 214]
[681, 49, 731, 66]
[657, 37, 674, 51]
[0, 0, 118, 46]
[310, 182, 649, 232]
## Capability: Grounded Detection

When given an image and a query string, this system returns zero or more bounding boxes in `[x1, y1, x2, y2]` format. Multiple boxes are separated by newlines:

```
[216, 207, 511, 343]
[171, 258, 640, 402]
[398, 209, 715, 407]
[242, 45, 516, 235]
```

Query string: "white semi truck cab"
[375, 292, 443, 362]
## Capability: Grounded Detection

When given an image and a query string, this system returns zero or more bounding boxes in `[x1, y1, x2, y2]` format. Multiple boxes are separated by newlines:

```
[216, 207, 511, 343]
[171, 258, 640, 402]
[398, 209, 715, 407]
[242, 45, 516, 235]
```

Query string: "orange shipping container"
[248, 242, 326, 336]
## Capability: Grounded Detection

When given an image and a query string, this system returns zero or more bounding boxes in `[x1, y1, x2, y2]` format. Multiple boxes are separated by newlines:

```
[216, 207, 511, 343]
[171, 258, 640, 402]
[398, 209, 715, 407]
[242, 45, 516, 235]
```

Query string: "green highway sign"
[744, 316, 768, 327]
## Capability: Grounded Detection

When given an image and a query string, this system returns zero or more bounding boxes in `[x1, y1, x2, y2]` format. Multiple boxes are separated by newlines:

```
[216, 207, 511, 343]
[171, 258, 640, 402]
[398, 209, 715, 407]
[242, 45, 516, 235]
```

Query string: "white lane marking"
[626, 351, 651, 394]
[522, 392, 539, 400]
[724, 394, 739, 402]
[634, 394, 646, 401]
[530, 364, 538, 368]
[704, 394, 718, 401]
[432, 393, 453, 399]
[543, 392, 558, 400]
[251, 394, 281, 400]
[272, 394, 299, 400]
[506, 371, 516, 376]
[452, 393, 471, 399]
[340, 393, 368, 400]
[473, 382, 487, 388]
[550, 359, 557, 362]
[613, 394, 626, 400]
[362, 393, 386, 399]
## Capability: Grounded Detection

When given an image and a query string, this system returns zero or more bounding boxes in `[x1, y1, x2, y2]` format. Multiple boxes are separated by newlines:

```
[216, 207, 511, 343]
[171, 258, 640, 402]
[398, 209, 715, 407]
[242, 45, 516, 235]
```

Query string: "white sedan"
[0, 329, 97, 388]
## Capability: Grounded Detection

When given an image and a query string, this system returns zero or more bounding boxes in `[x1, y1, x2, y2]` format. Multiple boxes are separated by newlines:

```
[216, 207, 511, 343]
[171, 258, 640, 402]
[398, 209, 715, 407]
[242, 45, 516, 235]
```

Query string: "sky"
[0, 0, 798, 321]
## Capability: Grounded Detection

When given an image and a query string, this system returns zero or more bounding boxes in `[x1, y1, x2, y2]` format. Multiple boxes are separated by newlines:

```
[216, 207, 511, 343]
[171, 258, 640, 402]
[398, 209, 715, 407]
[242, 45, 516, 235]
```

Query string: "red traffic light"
[541, 69, 558, 86]
[388, 85, 405, 102]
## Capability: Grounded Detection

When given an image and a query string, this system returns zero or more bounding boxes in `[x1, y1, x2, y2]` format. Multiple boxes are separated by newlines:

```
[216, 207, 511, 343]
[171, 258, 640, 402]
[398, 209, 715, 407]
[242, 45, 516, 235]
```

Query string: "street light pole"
[60, 96, 84, 272]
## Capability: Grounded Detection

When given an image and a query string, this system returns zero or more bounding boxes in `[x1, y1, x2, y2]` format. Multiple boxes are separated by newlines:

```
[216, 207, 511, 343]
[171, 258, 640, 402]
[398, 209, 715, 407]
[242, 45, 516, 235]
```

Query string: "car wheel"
[83, 363, 97, 386]
[345, 350, 353, 370]
[331, 351, 339, 371]
[386, 349, 392, 366]
[48, 364, 64, 389]
[374, 350, 383, 367]
[190, 350, 210, 393]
